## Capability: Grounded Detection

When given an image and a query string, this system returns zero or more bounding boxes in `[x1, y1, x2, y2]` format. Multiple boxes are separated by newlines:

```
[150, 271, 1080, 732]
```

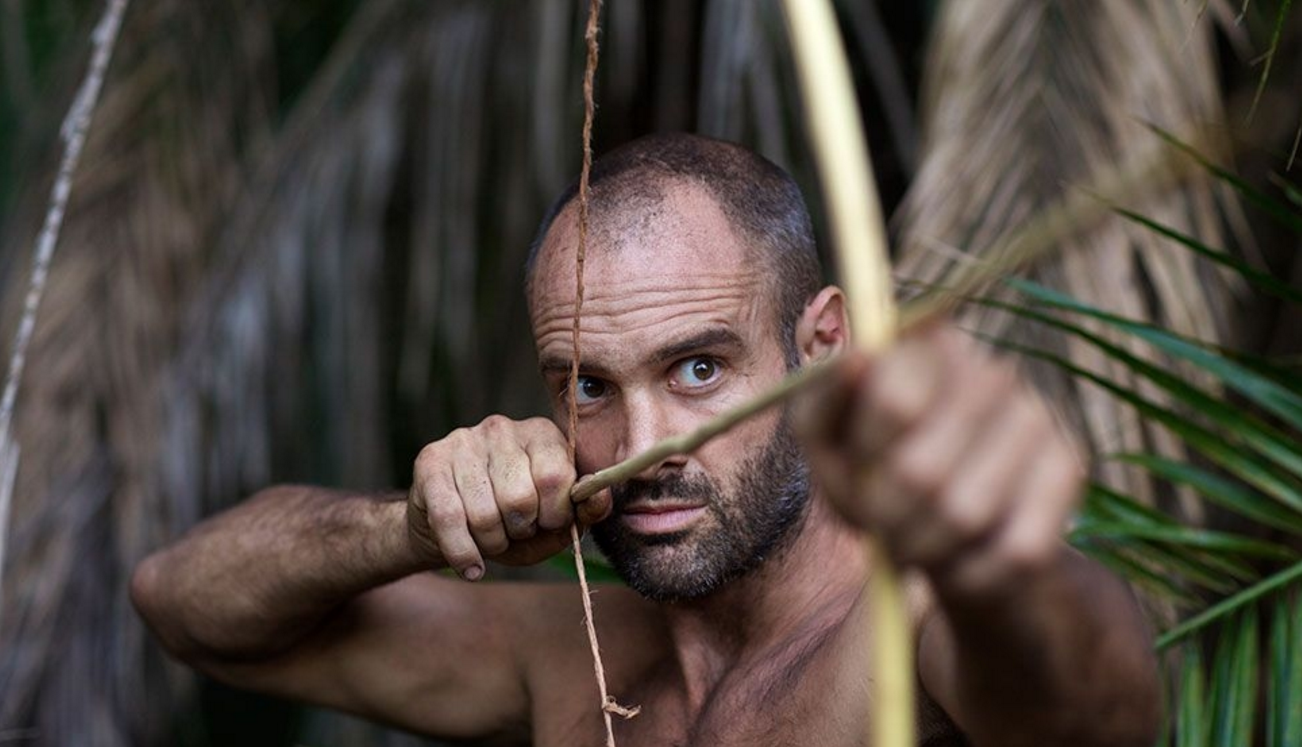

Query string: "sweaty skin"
[132, 180, 1160, 747]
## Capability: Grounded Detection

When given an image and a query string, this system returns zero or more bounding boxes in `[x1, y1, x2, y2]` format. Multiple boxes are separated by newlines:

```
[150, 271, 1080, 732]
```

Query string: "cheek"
[694, 409, 783, 477]
[573, 411, 625, 474]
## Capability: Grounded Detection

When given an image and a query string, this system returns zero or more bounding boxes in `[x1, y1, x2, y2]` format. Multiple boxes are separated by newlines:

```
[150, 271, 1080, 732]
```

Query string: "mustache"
[610, 472, 719, 508]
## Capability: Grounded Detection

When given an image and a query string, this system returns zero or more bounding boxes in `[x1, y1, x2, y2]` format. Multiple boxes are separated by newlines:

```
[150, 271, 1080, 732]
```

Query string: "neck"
[658, 492, 869, 710]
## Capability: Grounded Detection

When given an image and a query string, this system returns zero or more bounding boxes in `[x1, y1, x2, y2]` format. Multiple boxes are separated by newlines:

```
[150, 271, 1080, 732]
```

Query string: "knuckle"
[523, 416, 561, 437]
[533, 468, 571, 498]
[414, 443, 445, 474]
[1000, 532, 1057, 577]
[478, 414, 512, 434]
[504, 514, 538, 539]
[499, 482, 537, 511]
[479, 533, 510, 557]
[938, 325, 977, 357]
[889, 447, 944, 500]
[426, 497, 462, 528]
[986, 360, 1019, 394]
[1008, 393, 1043, 429]
[445, 426, 473, 445]
[465, 509, 501, 535]
[874, 385, 928, 433]
[938, 499, 986, 545]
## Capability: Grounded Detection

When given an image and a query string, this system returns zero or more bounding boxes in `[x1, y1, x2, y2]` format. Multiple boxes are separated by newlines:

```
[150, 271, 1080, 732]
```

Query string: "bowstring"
[566, 1, 638, 745]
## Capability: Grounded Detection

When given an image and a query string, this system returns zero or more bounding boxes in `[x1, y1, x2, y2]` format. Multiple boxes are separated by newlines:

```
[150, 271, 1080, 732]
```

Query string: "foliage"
[0, 1, 1300, 747]
[982, 145, 1302, 744]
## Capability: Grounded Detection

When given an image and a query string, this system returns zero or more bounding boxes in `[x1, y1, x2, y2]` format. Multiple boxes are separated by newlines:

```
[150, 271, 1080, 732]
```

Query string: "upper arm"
[197, 573, 541, 742]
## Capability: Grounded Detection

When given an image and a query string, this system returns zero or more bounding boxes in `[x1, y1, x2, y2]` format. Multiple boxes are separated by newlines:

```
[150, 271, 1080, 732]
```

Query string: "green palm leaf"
[1266, 590, 1302, 747]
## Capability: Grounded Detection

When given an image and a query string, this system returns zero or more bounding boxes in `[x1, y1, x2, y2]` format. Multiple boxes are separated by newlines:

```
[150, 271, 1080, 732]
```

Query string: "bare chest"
[535, 672, 863, 747]
[532, 658, 965, 747]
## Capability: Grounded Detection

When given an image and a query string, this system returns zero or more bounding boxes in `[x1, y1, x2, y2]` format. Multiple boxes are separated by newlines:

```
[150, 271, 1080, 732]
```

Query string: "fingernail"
[463, 565, 484, 581]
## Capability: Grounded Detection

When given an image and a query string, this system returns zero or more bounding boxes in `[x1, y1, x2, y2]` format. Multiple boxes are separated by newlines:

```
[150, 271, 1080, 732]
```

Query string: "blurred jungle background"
[1, 0, 1300, 745]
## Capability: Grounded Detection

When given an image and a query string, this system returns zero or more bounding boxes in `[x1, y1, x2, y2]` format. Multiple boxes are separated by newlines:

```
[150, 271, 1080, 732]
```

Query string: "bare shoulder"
[500, 580, 670, 686]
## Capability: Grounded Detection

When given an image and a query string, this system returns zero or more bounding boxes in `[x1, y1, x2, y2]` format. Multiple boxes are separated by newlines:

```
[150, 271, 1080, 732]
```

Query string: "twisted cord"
[566, 1, 639, 745]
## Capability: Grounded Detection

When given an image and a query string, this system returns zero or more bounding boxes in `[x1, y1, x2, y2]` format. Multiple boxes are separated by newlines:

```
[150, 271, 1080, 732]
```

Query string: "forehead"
[529, 181, 770, 356]
[530, 181, 765, 319]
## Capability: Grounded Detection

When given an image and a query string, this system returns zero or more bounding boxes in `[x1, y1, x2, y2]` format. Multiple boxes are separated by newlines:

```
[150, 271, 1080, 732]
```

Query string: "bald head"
[526, 133, 823, 361]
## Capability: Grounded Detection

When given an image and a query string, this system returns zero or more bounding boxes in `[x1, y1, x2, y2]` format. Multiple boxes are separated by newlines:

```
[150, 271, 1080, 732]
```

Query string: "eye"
[671, 357, 723, 390]
[573, 375, 609, 405]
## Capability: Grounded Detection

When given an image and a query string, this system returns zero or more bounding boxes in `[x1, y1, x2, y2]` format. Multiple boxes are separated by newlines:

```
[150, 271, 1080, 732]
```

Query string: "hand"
[794, 323, 1085, 593]
[407, 415, 611, 580]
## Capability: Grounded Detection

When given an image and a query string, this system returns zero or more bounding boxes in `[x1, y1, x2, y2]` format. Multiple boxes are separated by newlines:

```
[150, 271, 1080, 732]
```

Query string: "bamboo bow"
[777, 2, 913, 745]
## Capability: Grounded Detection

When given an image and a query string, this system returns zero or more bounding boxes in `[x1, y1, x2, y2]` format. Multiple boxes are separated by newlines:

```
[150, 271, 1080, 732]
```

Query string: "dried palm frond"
[0, 2, 276, 744]
[895, 0, 1235, 518]
[163, 1, 643, 743]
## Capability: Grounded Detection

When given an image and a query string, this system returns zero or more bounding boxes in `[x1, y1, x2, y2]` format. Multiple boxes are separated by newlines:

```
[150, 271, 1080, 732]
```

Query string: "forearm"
[925, 547, 1161, 747]
[131, 485, 428, 661]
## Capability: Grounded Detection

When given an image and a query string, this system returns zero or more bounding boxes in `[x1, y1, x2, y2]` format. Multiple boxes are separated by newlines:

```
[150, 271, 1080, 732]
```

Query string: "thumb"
[574, 482, 613, 526]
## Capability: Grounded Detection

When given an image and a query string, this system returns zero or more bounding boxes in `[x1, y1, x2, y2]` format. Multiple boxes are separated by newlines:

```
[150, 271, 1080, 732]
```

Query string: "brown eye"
[691, 359, 716, 382]
[673, 357, 723, 389]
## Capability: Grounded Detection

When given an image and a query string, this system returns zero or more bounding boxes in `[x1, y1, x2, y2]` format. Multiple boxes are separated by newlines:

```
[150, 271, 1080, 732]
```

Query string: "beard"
[591, 415, 811, 603]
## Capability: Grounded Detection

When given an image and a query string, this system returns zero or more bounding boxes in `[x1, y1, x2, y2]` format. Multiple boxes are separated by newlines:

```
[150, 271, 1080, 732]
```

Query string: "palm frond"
[0, 1, 278, 744]
[981, 141, 1302, 743]
[897, 0, 1236, 516]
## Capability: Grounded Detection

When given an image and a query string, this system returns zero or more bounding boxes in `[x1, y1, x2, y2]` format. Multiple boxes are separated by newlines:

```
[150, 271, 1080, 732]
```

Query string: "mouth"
[620, 502, 707, 535]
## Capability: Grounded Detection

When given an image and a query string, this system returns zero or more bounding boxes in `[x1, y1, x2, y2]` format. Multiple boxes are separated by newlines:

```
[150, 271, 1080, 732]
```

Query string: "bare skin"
[132, 180, 1160, 746]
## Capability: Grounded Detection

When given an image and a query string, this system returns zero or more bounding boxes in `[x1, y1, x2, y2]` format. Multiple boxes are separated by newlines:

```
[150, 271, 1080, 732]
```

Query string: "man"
[132, 133, 1160, 746]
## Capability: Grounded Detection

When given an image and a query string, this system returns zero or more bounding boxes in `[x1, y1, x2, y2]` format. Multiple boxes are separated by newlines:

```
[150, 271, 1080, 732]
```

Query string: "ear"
[795, 286, 849, 365]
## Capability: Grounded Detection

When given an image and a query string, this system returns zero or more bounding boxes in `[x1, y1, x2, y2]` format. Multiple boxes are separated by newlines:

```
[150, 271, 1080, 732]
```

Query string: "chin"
[594, 520, 776, 603]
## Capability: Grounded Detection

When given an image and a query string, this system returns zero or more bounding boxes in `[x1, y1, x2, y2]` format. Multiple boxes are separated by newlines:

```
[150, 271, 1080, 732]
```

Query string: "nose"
[618, 389, 687, 480]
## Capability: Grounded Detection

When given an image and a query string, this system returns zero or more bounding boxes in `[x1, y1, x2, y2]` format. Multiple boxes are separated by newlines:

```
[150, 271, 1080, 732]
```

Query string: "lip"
[620, 503, 707, 534]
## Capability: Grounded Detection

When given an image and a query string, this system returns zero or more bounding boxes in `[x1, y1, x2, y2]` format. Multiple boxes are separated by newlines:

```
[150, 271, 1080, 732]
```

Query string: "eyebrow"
[537, 327, 746, 378]
[649, 327, 745, 365]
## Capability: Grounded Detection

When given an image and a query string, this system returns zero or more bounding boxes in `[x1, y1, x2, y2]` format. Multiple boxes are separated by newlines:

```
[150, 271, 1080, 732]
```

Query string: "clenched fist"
[407, 415, 611, 580]
[795, 324, 1085, 594]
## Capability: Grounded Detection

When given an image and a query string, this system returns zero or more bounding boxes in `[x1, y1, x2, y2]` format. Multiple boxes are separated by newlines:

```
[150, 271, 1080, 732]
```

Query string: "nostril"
[654, 461, 685, 481]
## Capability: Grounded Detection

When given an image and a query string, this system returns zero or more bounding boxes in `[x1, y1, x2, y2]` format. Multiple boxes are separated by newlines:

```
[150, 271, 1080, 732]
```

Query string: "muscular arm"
[918, 548, 1160, 747]
[130, 486, 420, 659]
[131, 486, 531, 738]
[131, 416, 609, 740]
[795, 322, 1160, 747]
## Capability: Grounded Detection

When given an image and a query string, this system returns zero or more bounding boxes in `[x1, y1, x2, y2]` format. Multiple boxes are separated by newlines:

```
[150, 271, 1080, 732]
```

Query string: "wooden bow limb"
[778, 1, 910, 745]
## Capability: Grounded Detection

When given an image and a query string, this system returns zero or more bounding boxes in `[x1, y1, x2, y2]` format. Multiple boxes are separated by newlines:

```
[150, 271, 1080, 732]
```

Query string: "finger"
[452, 458, 509, 562]
[848, 331, 948, 462]
[418, 470, 485, 580]
[871, 358, 1014, 534]
[898, 393, 1042, 568]
[526, 433, 577, 531]
[487, 442, 541, 541]
[939, 433, 1082, 595]
[793, 354, 873, 512]
[793, 352, 869, 449]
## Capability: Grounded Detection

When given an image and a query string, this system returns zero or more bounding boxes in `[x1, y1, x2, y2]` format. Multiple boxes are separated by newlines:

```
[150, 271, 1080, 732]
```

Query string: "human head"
[526, 132, 822, 364]
[526, 134, 844, 601]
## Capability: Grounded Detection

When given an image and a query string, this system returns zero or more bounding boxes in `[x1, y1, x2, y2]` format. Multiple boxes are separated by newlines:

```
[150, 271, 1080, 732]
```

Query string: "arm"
[918, 547, 1160, 747]
[130, 486, 419, 659]
[130, 416, 609, 740]
[796, 323, 1160, 747]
